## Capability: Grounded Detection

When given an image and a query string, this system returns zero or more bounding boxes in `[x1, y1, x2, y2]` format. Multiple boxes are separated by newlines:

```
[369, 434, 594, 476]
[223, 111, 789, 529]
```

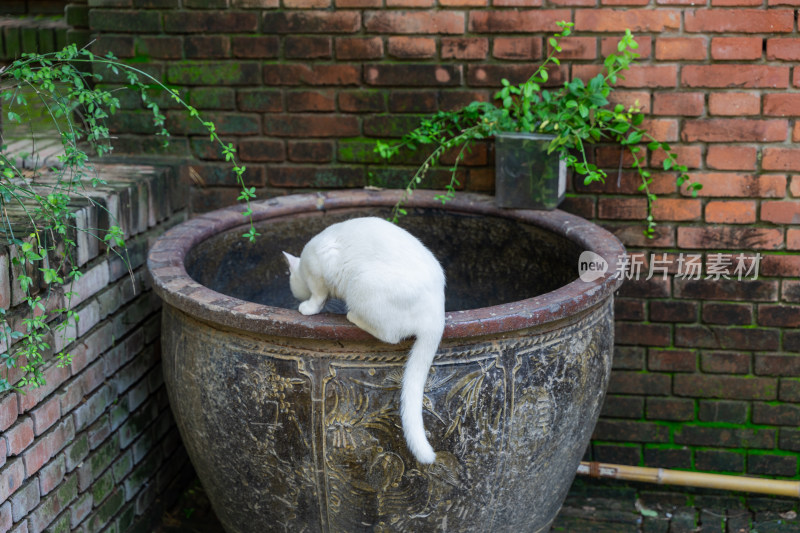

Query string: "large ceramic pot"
[147, 191, 625, 533]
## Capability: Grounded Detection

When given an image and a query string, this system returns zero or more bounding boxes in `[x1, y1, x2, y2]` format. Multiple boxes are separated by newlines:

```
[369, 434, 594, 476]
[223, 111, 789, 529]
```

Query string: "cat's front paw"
[299, 300, 322, 316]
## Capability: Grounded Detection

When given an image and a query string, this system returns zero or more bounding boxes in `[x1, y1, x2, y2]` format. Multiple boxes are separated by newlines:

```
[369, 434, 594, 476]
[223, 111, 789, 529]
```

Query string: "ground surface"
[153, 474, 800, 532]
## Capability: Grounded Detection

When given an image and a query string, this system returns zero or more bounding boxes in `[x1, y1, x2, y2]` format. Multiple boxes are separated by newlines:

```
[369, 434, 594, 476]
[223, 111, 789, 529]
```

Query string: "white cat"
[283, 217, 445, 464]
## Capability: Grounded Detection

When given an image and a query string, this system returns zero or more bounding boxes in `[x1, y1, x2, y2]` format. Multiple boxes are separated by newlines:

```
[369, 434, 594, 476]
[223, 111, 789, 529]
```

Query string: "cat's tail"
[401, 328, 444, 464]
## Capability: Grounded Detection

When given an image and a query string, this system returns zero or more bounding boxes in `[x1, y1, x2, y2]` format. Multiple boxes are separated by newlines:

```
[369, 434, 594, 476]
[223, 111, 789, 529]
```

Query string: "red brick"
[711, 37, 763, 60]
[763, 94, 800, 117]
[387, 36, 436, 58]
[648, 349, 697, 372]
[338, 91, 385, 113]
[5, 418, 34, 456]
[0, 395, 18, 432]
[763, 255, 800, 277]
[790, 229, 800, 250]
[263, 64, 360, 86]
[607, 371, 672, 395]
[238, 139, 286, 162]
[685, 9, 794, 33]
[594, 419, 670, 443]
[682, 119, 788, 142]
[652, 92, 704, 116]
[706, 145, 757, 170]
[284, 0, 330, 6]
[93, 35, 135, 58]
[38, 454, 66, 495]
[0, 458, 24, 505]
[440, 0, 486, 5]
[137, 36, 182, 60]
[184, 35, 230, 59]
[287, 141, 333, 163]
[674, 375, 777, 400]
[763, 148, 800, 171]
[337, 0, 380, 6]
[655, 37, 707, 60]
[575, 8, 680, 32]
[366, 64, 461, 86]
[389, 91, 437, 113]
[237, 89, 281, 113]
[712, 0, 762, 5]
[549, 0, 594, 5]
[263, 11, 360, 33]
[652, 145, 702, 169]
[263, 114, 359, 137]
[467, 64, 567, 87]
[646, 398, 695, 422]
[552, 36, 597, 60]
[30, 397, 60, 436]
[493, 37, 542, 60]
[708, 92, 760, 116]
[759, 305, 800, 327]
[753, 405, 800, 428]
[615, 298, 646, 321]
[792, 175, 800, 196]
[643, 120, 678, 142]
[678, 227, 784, 250]
[653, 198, 702, 221]
[367, 11, 464, 34]
[676, 278, 778, 302]
[386, 0, 433, 5]
[18, 365, 70, 414]
[286, 90, 336, 112]
[594, 146, 639, 168]
[762, 200, 800, 224]
[285, 36, 332, 59]
[469, 9, 571, 32]
[650, 301, 698, 322]
[231, 36, 279, 59]
[602, 395, 644, 418]
[598, 198, 648, 220]
[767, 38, 800, 60]
[441, 37, 488, 59]
[573, 65, 678, 88]
[268, 166, 364, 188]
[440, 90, 491, 111]
[602, 0, 648, 5]
[701, 352, 751, 374]
[609, 91, 651, 113]
[681, 65, 789, 89]
[793, 123, 800, 142]
[615, 322, 672, 346]
[601, 36, 652, 59]
[164, 11, 259, 33]
[335, 37, 383, 60]
[703, 302, 753, 325]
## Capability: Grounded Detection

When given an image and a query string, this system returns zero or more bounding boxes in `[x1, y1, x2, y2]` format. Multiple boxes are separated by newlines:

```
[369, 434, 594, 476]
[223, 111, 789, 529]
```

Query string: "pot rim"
[494, 131, 556, 141]
[147, 190, 626, 341]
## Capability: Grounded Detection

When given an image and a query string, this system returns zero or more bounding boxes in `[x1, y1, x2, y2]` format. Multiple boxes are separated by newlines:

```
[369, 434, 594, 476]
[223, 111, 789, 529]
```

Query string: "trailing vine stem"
[375, 21, 701, 238]
[0, 43, 255, 392]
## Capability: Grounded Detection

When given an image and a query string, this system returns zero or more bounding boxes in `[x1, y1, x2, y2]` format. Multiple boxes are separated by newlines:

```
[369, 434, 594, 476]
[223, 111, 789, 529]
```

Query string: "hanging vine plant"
[0, 43, 256, 392]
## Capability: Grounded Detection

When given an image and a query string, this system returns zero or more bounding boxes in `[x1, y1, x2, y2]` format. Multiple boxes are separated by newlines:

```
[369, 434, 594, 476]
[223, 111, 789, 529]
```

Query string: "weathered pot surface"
[147, 191, 625, 533]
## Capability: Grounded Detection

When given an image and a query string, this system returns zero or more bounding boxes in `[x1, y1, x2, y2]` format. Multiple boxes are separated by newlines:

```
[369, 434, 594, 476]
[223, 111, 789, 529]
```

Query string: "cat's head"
[282, 252, 311, 301]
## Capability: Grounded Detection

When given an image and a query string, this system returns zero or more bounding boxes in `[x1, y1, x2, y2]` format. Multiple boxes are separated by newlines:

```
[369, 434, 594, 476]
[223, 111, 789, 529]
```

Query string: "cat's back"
[318, 217, 442, 277]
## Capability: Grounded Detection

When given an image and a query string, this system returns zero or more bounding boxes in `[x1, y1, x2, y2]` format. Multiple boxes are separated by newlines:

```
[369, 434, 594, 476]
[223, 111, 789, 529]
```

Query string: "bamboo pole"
[578, 461, 800, 498]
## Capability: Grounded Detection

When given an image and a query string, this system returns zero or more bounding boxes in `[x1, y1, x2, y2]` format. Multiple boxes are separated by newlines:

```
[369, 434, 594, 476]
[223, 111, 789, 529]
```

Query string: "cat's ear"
[282, 251, 300, 272]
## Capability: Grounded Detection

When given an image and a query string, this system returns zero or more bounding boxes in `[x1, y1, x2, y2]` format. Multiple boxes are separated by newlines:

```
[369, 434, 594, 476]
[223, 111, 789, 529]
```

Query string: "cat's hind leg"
[347, 311, 396, 344]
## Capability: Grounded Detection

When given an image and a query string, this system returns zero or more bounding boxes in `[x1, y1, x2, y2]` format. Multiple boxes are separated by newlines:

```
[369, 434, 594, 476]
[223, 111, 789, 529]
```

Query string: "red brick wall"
[0, 167, 192, 532]
[71, 1, 800, 482]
